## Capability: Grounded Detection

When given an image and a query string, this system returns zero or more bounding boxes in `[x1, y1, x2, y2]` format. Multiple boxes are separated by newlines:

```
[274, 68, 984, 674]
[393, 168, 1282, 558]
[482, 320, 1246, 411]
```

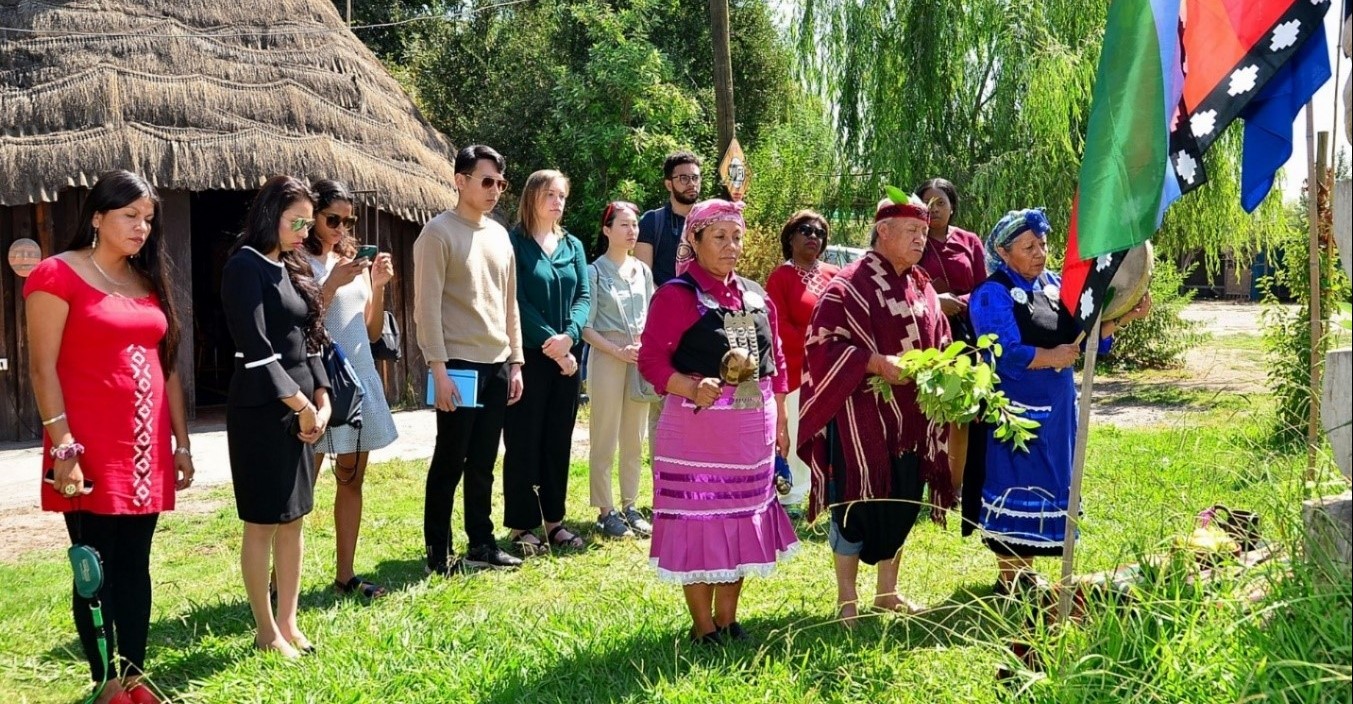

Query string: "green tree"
[339, 0, 817, 245]
[793, 0, 1284, 264]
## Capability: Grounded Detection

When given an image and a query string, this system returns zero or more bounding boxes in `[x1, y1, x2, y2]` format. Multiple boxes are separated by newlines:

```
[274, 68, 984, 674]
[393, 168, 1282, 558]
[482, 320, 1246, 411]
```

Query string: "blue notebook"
[426, 369, 481, 408]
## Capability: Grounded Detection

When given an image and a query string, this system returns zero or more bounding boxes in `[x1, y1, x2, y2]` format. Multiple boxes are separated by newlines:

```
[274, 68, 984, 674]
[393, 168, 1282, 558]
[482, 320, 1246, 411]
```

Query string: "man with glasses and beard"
[634, 150, 704, 460]
[414, 144, 525, 575]
[636, 151, 702, 287]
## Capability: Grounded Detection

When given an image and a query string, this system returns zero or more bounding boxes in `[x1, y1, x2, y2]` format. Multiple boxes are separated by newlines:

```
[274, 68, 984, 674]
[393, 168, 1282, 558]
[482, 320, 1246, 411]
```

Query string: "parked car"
[822, 244, 866, 268]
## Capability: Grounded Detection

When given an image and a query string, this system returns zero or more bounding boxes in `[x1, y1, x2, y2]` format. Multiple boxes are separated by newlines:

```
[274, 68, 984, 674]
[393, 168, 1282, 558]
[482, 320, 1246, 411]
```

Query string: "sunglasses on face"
[289, 217, 315, 232]
[460, 174, 509, 192]
[795, 223, 827, 239]
[321, 212, 359, 230]
[668, 173, 701, 186]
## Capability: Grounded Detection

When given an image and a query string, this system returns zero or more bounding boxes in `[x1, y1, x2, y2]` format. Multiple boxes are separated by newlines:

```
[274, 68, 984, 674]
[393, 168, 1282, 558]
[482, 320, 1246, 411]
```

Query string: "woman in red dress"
[25, 170, 193, 704]
[913, 178, 986, 533]
[764, 210, 839, 508]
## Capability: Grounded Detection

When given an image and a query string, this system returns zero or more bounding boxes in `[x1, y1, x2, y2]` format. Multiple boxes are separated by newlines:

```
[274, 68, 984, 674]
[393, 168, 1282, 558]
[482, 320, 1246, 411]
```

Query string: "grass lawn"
[1, 398, 1348, 703]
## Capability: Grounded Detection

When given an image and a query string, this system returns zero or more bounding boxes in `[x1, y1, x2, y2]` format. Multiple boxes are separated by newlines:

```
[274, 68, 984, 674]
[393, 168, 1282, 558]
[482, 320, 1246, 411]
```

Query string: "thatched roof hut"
[0, 0, 458, 220]
[0, 0, 460, 440]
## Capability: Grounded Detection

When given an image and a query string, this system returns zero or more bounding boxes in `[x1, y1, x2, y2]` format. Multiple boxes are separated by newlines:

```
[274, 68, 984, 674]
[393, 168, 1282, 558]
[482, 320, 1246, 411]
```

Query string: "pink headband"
[684, 199, 746, 237]
[675, 199, 746, 276]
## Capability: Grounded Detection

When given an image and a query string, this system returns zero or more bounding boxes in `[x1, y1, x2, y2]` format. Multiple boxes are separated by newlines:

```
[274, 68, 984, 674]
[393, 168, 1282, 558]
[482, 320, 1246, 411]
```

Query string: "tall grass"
[0, 398, 1348, 703]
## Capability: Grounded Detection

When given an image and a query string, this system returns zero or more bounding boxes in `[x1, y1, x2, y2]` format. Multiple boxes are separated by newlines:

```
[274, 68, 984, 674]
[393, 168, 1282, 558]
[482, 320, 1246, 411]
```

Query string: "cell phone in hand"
[355, 245, 379, 262]
[43, 468, 95, 495]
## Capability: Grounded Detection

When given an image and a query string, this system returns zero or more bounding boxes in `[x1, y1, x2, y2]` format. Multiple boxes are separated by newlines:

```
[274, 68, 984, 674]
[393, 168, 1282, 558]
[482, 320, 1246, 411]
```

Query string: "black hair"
[778, 210, 830, 261]
[913, 178, 960, 223]
[233, 175, 327, 353]
[455, 144, 507, 175]
[304, 179, 357, 258]
[662, 150, 702, 179]
[592, 201, 640, 258]
[63, 170, 182, 371]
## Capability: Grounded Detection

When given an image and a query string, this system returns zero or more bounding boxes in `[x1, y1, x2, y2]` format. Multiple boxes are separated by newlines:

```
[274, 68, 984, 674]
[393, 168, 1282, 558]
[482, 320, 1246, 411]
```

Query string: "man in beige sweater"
[414, 144, 525, 573]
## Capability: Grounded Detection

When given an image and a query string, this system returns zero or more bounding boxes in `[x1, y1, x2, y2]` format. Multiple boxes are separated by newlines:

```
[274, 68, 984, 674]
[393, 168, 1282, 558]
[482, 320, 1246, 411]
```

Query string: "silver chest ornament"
[698, 287, 766, 410]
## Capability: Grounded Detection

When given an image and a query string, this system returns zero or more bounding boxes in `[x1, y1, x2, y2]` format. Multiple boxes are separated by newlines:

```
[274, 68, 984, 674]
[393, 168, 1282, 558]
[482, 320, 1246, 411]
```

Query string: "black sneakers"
[425, 553, 463, 578]
[463, 544, 522, 571]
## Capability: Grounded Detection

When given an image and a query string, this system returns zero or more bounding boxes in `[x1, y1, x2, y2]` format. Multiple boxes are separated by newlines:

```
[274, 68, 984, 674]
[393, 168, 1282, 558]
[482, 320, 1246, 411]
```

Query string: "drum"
[1102, 241, 1153, 321]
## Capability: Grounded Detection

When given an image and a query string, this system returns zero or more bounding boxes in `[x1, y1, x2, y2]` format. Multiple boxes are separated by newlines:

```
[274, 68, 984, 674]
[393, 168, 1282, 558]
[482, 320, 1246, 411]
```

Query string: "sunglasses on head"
[795, 223, 827, 239]
[289, 217, 315, 232]
[320, 212, 359, 230]
[601, 201, 639, 226]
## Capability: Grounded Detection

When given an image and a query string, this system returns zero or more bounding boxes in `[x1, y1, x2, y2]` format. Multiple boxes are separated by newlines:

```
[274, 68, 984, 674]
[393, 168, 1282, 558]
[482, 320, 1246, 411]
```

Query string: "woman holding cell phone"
[303, 179, 399, 599]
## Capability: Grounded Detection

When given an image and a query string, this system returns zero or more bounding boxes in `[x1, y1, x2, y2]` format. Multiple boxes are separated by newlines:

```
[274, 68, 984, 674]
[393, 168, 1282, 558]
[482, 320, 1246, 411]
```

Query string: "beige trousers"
[588, 331, 649, 510]
[780, 388, 811, 505]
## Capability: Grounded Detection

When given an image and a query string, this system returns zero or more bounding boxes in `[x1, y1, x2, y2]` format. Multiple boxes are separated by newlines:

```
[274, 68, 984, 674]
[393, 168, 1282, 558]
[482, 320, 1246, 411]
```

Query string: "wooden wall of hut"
[1, 193, 433, 443]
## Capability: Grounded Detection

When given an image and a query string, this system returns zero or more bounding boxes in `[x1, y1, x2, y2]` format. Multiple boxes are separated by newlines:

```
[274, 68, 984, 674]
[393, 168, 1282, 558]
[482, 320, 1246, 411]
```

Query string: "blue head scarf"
[985, 208, 1051, 275]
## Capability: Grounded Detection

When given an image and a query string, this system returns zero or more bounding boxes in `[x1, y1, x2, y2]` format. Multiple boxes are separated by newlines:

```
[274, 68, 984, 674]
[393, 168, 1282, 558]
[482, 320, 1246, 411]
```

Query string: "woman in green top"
[504, 170, 592, 554]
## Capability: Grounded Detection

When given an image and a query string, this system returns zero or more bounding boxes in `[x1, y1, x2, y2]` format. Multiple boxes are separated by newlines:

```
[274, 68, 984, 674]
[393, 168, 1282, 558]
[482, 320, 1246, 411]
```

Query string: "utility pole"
[710, 0, 736, 160]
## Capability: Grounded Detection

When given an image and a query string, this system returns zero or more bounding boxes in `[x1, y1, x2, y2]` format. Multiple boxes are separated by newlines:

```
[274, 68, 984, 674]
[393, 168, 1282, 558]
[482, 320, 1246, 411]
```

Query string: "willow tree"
[793, 0, 1286, 265]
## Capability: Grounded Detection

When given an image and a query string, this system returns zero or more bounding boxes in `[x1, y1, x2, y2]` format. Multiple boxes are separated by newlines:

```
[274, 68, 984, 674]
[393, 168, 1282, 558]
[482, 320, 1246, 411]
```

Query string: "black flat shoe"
[689, 628, 724, 646]
[716, 621, 749, 642]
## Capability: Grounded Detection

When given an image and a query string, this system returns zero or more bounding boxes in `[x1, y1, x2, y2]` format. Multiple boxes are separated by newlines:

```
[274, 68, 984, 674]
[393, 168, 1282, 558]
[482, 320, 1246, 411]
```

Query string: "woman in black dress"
[221, 175, 332, 658]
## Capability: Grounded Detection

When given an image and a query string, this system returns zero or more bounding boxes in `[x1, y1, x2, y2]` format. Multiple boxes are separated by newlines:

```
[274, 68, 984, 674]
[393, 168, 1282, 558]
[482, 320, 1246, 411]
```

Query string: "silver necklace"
[88, 251, 133, 289]
[791, 260, 828, 297]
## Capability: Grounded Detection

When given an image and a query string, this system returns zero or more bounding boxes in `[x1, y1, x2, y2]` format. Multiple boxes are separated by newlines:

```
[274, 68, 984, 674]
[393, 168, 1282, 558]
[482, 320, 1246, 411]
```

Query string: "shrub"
[1101, 257, 1204, 370]
[1260, 197, 1350, 446]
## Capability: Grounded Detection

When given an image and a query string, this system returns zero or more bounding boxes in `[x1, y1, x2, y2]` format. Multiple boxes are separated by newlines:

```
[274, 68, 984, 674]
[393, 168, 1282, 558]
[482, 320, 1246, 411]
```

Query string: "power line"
[0, 0, 532, 40]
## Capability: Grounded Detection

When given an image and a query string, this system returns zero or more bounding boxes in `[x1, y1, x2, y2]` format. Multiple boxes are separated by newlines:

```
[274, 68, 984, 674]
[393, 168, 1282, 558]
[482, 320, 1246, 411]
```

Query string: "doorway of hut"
[190, 190, 254, 408]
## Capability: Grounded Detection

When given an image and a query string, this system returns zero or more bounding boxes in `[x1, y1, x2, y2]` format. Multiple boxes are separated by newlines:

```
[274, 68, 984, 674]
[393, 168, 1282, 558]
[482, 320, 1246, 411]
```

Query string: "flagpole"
[1058, 315, 1102, 623]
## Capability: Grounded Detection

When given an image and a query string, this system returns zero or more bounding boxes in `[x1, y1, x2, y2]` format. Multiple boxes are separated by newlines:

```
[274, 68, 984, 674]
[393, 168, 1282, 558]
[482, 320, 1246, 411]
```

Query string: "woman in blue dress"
[968, 209, 1150, 593]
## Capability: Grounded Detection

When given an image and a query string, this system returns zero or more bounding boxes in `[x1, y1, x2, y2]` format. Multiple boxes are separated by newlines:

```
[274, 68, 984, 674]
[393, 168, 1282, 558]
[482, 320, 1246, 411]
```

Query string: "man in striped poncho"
[796, 195, 952, 624]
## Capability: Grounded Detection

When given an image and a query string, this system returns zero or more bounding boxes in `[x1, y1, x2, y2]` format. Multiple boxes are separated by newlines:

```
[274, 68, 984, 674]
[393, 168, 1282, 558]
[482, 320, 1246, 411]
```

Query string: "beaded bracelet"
[49, 442, 85, 461]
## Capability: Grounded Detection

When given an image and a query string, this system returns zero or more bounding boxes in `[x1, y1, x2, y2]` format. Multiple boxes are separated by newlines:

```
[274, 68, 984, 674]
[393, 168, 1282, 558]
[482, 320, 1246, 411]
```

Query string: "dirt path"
[1092, 301, 1271, 427]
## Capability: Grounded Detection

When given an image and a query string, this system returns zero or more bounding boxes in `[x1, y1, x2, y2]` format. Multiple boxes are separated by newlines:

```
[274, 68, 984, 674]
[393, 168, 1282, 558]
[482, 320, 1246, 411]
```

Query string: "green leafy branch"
[869, 334, 1040, 451]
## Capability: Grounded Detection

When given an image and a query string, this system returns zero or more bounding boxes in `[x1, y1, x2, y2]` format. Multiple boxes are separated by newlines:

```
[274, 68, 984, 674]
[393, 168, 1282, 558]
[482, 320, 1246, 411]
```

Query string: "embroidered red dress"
[25, 257, 174, 515]
[764, 261, 840, 391]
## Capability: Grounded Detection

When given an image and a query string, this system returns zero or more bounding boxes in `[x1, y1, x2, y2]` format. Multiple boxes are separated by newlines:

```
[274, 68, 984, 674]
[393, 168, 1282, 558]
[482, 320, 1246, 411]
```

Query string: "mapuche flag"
[1061, 0, 1333, 331]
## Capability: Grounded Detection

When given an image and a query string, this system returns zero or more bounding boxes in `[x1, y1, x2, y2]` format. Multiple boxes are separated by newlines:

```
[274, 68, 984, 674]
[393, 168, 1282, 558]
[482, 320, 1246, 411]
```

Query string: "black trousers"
[502, 347, 581, 531]
[826, 421, 924, 566]
[63, 511, 159, 682]
[423, 360, 510, 567]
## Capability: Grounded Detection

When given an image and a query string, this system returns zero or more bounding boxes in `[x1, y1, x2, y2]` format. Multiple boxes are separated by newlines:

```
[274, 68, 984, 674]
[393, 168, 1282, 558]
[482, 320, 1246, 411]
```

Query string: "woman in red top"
[25, 170, 193, 704]
[913, 178, 986, 533]
[764, 211, 839, 507]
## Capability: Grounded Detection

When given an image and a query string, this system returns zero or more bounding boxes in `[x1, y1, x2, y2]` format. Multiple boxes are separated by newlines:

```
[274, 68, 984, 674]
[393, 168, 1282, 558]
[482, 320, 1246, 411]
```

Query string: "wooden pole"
[346, 0, 352, 25]
[710, 0, 736, 160]
[1058, 315, 1102, 623]
[1303, 103, 1323, 485]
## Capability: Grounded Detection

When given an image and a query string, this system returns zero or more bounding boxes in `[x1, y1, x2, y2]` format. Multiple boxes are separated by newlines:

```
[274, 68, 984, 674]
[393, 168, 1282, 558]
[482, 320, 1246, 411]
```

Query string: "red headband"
[875, 201, 930, 223]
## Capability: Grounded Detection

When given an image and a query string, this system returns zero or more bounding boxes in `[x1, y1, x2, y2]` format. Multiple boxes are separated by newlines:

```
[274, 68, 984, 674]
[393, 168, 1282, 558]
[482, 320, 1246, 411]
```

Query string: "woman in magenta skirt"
[637, 199, 799, 645]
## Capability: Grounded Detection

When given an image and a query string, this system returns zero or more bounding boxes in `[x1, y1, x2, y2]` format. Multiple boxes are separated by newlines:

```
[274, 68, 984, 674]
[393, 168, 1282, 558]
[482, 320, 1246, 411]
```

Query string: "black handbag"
[322, 341, 365, 429]
[371, 310, 402, 361]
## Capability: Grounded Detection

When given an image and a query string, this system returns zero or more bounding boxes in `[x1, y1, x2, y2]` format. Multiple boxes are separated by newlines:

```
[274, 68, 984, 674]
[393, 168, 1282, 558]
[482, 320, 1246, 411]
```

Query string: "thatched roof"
[0, 0, 458, 221]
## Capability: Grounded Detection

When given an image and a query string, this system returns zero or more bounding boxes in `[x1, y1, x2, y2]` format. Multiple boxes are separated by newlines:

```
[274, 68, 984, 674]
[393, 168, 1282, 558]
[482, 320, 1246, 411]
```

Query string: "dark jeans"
[424, 360, 510, 567]
[63, 511, 159, 682]
[502, 347, 581, 531]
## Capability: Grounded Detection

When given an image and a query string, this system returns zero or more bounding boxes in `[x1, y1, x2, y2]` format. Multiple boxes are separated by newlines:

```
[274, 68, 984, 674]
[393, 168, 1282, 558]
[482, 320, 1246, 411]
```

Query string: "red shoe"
[125, 683, 162, 704]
